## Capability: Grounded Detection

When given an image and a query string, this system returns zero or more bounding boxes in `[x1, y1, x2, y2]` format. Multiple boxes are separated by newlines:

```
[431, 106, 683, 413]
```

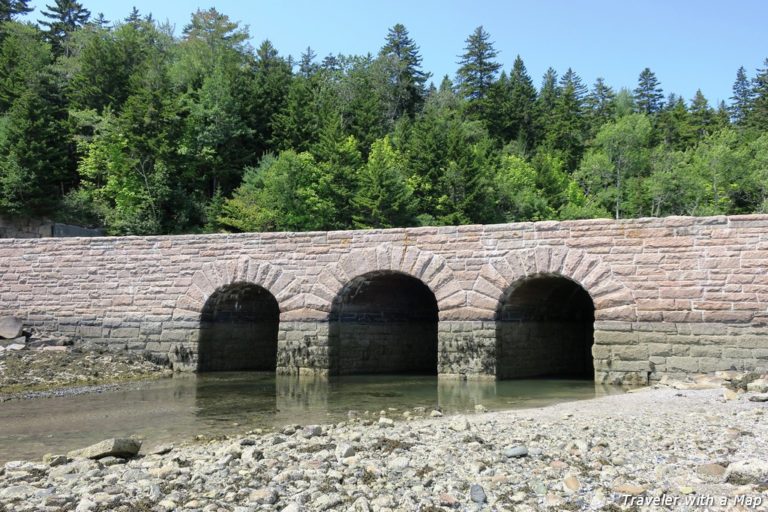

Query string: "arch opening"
[198, 282, 279, 372]
[329, 271, 438, 375]
[496, 274, 594, 380]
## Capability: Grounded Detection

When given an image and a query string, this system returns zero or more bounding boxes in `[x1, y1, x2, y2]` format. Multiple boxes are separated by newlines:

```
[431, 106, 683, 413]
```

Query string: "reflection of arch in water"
[329, 271, 438, 376]
[198, 283, 279, 372]
[437, 378, 497, 410]
[496, 273, 594, 380]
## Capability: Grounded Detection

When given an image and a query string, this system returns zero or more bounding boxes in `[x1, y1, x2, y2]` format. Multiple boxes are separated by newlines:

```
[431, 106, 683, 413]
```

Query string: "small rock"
[68, 438, 141, 460]
[249, 488, 278, 505]
[158, 499, 176, 510]
[149, 444, 174, 455]
[613, 483, 646, 496]
[378, 417, 394, 428]
[504, 445, 528, 458]
[474, 404, 488, 413]
[748, 393, 768, 402]
[679, 486, 695, 495]
[697, 463, 727, 481]
[430, 410, 443, 418]
[544, 493, 563, 508]
[242, 446, 263, 465]
[281, 503, 302, 512]
[351, 497, 370, 512]
[75, 498, 96, 512]
[563, 475, 580, 493]
[6, 343, 25, 351]
[723, 388, 739, 401]
[301, 425, 322, 438]
[747, 378, 768, 393]
[726, 459, 768, 485]
[450, 416, 470, 431]
[438, 493, 458, 507]
[469, 484, 487, 503]
[335, 443, 355, 460]
[43, 454, 69, 467]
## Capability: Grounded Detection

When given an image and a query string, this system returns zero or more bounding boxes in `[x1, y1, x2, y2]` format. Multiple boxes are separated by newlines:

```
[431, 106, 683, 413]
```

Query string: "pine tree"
[535, 67, 559, 145]
[0, 0, 32, 21]
[547, 68, 587, 170]
[379, 23, 430, 119]
[730, 66, 753, 125]
[456, 26, 501, 107]
[298, 46, 318, 78]
[750, 58, 768, 130]
[39, 0, 91, 55]
[689, 89, 715, 140]
[585, 78, 615, 135]
[634, 67, 664, 114]
[353, 136, 415, 228]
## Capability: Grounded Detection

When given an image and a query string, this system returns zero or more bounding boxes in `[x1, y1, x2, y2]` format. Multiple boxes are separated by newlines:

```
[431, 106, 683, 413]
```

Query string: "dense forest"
[1, 1, 767, 235]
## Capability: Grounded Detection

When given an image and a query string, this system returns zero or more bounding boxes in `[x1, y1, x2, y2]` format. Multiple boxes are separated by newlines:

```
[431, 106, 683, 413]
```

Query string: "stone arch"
[309, 245, 464, 321]
[173, 256, 301, 321]
[495, 273, 595, 379]
[328, 270, 439, 375]
[475, 246, 636, 322]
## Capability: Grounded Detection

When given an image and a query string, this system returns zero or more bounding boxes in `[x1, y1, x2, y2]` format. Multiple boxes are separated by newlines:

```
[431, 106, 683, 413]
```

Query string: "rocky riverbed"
[0, 346, 172, 400]
[1, 384, 766, 512]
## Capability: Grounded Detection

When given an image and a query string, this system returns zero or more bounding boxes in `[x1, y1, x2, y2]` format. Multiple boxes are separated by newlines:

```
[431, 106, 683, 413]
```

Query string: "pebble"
[504, 445, 528, 458]
[469, 484, 487, 503]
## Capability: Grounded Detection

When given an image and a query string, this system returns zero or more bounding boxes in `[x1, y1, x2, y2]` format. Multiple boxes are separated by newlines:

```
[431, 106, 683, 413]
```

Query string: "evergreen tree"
[456, 26, 500, 111]
[730, 66, 753, 125]
[750, 58, 768, 130]
[585, 78, 615, 136]
[634, 67, 664, 114]
[0, 0, 32, 21]
[379, 23, 430, 118]
[39, 0, 91, 55]
[656, 95, 693, 149]
[546, 68, 587, 170]
[486, 55, 537, 148]
[689, 89, 715, 140]
[535, 67, 559, 146]
[298, 46, 318, 78]
[353, 136, 415, 228]
[0, 69, 71, 215]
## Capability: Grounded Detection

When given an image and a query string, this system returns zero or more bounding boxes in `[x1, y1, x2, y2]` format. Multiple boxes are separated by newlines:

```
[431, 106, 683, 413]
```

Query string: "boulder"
[68, 438, 142, 460]
[0, 316, 22, 339]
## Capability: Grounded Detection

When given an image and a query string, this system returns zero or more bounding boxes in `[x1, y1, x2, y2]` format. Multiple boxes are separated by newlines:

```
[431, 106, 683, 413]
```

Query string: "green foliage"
[353, 136, 415, 228]
[219, 151, 335, 232]
[575, 113, 651, 218]
[0, 0, 32, 22]
[0, 7, 765, 233]
[634, 67, 664, 115]
[39, 0, 91, 55]
[456, 25, 501, 115]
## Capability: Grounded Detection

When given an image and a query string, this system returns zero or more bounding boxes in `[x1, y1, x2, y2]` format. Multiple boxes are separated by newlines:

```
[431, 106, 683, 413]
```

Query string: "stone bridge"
[1, 215, 767, 385]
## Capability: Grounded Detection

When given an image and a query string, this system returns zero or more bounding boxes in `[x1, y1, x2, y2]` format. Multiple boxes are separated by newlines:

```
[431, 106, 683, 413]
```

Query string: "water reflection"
[0, 373, 620, 463]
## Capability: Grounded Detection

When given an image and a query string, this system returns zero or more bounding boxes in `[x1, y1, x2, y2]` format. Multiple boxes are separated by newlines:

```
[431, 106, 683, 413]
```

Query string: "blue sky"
[25, 0, 768, 105]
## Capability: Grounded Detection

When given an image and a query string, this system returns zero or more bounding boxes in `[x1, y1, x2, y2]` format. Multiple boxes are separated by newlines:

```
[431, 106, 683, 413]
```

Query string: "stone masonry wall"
[1, 214, 767, 384]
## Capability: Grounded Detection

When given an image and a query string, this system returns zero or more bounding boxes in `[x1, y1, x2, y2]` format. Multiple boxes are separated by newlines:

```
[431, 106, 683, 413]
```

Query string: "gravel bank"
[1, 386, 766, 511]
[0, 348, 172, 401]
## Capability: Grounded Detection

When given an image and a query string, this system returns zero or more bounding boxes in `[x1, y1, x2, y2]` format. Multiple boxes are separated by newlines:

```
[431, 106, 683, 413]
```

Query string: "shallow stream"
[0, 373, 622, 463]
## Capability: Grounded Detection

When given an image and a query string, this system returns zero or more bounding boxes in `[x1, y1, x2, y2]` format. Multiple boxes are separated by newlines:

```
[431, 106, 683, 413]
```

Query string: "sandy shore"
[1, 384, 767, 511]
